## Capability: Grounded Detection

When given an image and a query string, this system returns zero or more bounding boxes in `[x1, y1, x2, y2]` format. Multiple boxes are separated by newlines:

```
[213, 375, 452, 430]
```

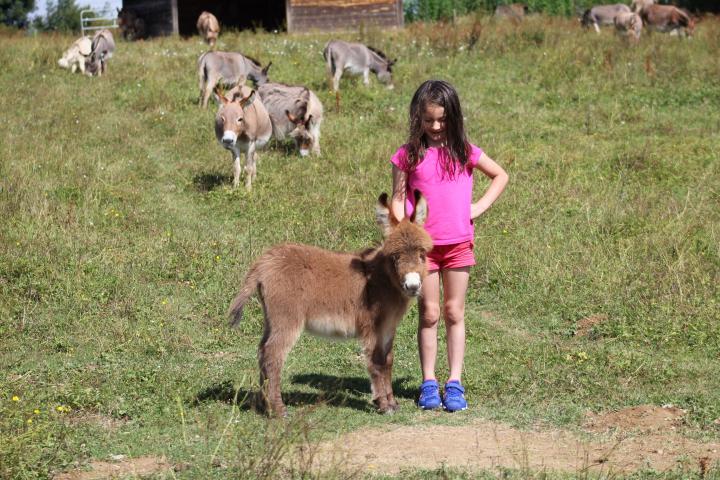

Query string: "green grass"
[1, 15, 719, 479]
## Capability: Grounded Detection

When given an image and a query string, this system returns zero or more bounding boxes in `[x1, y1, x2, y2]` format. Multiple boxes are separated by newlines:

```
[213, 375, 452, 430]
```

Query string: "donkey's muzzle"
[222, 131, 237, 146]
[403, 272, 422, 297]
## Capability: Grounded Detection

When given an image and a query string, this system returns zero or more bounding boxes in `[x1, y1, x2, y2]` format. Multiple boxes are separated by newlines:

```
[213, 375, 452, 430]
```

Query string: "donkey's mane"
[358, 246, 380, 260]
[244, 54, 262, 67]
[367, 46, 390, 63]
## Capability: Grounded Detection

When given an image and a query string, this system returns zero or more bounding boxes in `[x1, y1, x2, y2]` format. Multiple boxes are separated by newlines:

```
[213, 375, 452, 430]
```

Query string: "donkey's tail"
[198, 51, 210, 91]
[322, 42, 335, 74]
[228, 265, 260, 328]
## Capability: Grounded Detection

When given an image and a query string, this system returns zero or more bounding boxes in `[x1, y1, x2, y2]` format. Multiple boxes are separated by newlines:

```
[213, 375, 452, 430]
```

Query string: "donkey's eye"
[237, 118, 243, 123]
[220, 116, 225, 123]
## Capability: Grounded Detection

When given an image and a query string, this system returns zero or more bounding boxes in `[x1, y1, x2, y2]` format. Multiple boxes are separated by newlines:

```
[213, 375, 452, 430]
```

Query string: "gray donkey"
[85, 29, 115, 77]
[257, 82, 323, 157]
[323, 40, 396, 92]
[198, 51, 271, 108]
[581, 4, 631, 32]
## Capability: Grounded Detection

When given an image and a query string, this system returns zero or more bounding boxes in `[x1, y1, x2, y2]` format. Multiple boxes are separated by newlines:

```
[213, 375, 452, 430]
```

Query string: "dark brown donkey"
[229, 192, 433, 416]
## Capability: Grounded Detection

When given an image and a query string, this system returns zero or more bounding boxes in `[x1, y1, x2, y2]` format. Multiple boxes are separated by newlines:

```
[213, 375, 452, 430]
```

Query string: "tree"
[0, 0, 36, 27]
[34, 0, 90, 32]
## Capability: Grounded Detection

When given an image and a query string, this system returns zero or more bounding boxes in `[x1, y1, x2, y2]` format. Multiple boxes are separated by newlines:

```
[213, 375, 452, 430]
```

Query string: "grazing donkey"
[229, 191, 433, 417]
[323, 40, 396, 92]
[85, 29, 116, 77]
[614, 11, 643, 42]
[58, 36, 92, 74]
[581, 4, 631, 33]
[214, 85, 272, 190]
[257, 82, 324, 157]
[197, 11, 220, 48]
[198, 51, 272, 108]
[639, 4, 695, 36]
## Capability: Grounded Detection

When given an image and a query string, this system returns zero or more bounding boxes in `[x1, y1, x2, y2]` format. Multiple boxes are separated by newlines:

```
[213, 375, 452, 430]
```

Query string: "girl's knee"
[444, 304, 465, 326]
[419, 304, 441, 328]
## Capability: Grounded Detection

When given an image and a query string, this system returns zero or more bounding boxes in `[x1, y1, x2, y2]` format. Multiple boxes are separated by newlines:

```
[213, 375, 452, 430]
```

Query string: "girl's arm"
[471, 152, 509, 219]
[391, 165, 408, 221]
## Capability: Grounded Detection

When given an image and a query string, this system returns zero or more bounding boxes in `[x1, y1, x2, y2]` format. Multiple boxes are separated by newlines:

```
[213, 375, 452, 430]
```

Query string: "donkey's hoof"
[379, 403, 399, 415]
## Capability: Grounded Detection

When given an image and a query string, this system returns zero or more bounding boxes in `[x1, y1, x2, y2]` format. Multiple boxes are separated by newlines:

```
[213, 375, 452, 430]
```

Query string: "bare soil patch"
[583, 405, 686, 433]
[313, 406, 720, 476]
[575, 314, 608, 337]
[53, 456, 172, 480]
[65, 412, 128, 431]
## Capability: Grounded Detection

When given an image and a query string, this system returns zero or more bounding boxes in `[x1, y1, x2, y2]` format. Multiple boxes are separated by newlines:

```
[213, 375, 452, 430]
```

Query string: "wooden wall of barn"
[122, 0, 403, 36]
[122, 0, 176, 37]
[287, 0, 403, 32]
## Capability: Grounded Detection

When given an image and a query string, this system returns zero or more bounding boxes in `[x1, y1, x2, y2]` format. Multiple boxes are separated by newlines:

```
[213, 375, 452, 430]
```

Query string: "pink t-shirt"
[391, 144, 483, 245]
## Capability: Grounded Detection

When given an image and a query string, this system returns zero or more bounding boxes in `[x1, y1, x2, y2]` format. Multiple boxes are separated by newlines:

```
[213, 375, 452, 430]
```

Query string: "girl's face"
[421, 103, 446, 147]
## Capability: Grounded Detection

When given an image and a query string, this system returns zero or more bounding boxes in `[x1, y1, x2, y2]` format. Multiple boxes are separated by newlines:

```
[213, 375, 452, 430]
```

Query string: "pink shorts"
[427, 241, 475, 271]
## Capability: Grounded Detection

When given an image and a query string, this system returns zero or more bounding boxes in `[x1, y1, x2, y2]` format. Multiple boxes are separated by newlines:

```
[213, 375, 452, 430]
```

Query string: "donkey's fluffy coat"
[229, 193, 433, 416]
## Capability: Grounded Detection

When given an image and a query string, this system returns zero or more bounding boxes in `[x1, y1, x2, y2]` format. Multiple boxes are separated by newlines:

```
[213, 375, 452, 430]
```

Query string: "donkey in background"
[214, 85, 272, 190]
[196, 11, 220, 48]
[257, 83, 324, 157]
[581, 4, 631, 33]
[229, 192, 433, 417]
[84, 29, 116, 77]
[198, 51, 272, 108]
[323, 40, 396, 92]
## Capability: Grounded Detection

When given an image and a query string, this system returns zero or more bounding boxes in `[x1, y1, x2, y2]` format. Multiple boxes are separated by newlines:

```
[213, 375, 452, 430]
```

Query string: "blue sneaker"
[417, 379, 442, 410]
[442, 380, 468, 412]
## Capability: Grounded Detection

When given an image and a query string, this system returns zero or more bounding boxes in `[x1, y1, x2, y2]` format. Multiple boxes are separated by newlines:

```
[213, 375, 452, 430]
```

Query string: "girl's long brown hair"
[404, 80, 470, 177]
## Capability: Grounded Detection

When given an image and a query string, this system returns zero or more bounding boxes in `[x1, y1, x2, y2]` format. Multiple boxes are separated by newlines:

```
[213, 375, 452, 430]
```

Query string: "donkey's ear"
[262, 61, 272, 75]
[214, 87, 229, 105]
[239, 90, 256, 107]
[409, 190, 428, 226]
[376, 193, 398, 236]
[285, 109, 298, 123]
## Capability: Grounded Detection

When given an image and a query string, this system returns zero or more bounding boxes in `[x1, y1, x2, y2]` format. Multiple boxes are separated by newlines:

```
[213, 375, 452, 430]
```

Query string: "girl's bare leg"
[418, 270, 441, 381]
[441, 267, 470, 382]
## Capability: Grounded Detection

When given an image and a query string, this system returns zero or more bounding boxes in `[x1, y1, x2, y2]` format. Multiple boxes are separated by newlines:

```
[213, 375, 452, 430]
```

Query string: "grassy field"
[1, 14, 719, 479]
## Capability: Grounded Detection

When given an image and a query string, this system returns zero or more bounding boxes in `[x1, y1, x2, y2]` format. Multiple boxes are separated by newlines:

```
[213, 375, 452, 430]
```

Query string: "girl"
[390, 80, 508, 412]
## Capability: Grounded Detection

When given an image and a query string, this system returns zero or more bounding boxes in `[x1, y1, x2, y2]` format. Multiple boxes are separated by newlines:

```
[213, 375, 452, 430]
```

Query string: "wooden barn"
[120, 0, 403, 36]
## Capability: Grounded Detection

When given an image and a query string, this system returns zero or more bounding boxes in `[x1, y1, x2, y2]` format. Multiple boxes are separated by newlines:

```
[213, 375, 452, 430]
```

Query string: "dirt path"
[53, 406, 720, 478]
[314, 406, 720, 476]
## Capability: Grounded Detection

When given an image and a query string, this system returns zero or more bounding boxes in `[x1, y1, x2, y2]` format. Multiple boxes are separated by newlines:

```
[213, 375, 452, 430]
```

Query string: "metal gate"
[80, 9, 118, 37]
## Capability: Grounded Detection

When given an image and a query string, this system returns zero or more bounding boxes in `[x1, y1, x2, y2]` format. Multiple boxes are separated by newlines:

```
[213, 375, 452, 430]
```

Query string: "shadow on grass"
[192, 374, 416, 413]
[192, 172, 230, 192]
[291, 373, 417, 401]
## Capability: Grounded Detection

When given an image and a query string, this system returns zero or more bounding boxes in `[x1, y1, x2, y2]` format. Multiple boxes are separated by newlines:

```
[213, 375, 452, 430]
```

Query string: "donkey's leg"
[232, 153, 242, 189]
[244, 143, 257, 190]
[382, 348, 398, 411]
[258, 316, 303, 417]
[332, 70, 342, 92]
[363, 69, 370, 87]
[365, 339, 396, 413]
[310, 122, 321, 156]
[201, 74, 217, 109]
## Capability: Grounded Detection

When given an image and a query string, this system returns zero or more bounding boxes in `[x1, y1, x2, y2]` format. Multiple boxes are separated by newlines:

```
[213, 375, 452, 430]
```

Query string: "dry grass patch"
[53, 456, 172, 480]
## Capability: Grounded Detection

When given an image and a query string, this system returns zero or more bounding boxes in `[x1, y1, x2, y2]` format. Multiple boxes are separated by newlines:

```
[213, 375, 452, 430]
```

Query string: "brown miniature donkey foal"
[229, 192, 433, 416]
